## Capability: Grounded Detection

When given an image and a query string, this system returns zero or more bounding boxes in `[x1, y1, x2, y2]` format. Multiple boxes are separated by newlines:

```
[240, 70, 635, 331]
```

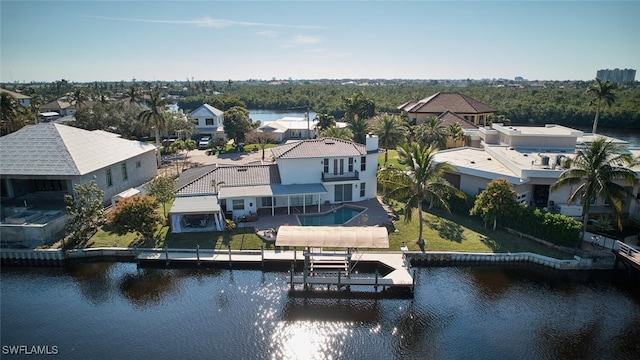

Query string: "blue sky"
[1, 1, 639, 82]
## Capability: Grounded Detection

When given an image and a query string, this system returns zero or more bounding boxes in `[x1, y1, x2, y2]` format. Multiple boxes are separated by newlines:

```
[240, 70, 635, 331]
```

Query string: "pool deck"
[248, 197, 394, 234]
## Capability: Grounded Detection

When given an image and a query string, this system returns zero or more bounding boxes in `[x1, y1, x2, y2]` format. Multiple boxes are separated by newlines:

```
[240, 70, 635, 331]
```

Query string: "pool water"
[297, 206, 364, 226]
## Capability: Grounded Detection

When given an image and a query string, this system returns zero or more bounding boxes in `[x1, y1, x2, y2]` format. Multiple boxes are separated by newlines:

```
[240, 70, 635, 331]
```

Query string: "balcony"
[321, 170, 359, 182]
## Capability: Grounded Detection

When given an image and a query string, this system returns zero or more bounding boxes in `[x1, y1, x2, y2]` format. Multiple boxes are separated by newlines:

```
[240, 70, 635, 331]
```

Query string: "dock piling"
[196, 245, 200, 267]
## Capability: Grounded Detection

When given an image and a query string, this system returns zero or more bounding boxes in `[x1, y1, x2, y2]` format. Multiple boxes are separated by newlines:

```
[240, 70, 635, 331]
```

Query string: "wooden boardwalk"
[614, 241, 640, 271]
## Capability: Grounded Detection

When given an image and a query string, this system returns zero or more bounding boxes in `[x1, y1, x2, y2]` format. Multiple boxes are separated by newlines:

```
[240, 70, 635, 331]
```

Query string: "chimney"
[365, 133, 378, 153]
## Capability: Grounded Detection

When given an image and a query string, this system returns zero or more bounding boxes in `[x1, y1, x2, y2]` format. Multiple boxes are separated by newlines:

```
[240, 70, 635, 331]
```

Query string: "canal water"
[2, 264, 638, 359]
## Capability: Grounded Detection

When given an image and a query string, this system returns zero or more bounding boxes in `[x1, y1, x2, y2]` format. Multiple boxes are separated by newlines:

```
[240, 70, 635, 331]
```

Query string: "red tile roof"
[399, 92, 496, 114]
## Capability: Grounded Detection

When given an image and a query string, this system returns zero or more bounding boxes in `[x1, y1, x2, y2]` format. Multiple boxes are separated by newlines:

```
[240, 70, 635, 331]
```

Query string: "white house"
[0, 88, 31, 107]
[189, 104, 225, 140]
[433, 123, 640, 218]
[256, 117, 319, 143]
[168, 135, 380, 233]
[0, 123, 158, 205]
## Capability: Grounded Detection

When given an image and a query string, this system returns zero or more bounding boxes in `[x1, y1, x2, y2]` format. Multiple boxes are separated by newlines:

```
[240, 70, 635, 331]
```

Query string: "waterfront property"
[398, 91, 496, 127]
[169, 135, 380, 233]
[0, 123, 158, 245]
[433, 123, 640, 218]
[256, 116, 319, 143]
[189, 103, 225, 141]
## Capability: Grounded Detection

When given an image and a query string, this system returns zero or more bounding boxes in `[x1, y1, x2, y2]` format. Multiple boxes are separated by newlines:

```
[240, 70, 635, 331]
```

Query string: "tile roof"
[399, 92, 496, 114]
[437, 110, 478, 130]
[41, 99, 73, 111]
[175, 164, 281, 196]
[189, 104, 223, 117]
[270, 137, 367, 159]
[0, 123, 157, 176]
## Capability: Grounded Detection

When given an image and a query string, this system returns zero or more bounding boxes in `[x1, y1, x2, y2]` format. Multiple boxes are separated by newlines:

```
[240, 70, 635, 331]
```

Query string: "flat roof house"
[433, 123, 640, 218]
[168, 135, 380, 233]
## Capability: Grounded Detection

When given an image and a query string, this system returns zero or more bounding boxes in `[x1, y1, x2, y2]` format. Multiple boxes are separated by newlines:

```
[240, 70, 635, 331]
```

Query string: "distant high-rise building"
[596, 68, 636, 83]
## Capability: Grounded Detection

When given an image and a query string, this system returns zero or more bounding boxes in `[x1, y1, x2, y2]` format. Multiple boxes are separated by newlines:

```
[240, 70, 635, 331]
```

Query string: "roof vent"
[487, 158, 492, 160]
[237, 168, 248, 172]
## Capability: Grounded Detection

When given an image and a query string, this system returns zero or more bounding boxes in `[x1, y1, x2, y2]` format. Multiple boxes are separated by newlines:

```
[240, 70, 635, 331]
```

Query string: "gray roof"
[271, 137, 367, 159]
[169, 196, 220, 214]
[0, 123, 157, 176]
[190, 103, 223, 117]
[218, 183, 327, 199]
[175, 164, 281, 196]
[0, 88, 31, 100]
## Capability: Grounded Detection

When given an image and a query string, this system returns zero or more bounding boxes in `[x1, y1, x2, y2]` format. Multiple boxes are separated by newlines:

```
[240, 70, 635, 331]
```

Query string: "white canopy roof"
[169, 196, 220, 214]
[275, 226, 389, 248]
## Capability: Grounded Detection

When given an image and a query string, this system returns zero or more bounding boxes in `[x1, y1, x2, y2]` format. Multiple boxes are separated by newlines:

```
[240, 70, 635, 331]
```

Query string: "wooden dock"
[614, 241, 640, 271]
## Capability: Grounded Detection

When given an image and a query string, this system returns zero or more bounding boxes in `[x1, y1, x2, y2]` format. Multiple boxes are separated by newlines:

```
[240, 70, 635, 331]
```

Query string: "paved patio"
[241, 197, 394, 234]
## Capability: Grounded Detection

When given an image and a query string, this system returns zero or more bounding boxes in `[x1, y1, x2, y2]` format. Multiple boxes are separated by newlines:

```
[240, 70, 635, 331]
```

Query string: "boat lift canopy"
[275, 226, 389, 249]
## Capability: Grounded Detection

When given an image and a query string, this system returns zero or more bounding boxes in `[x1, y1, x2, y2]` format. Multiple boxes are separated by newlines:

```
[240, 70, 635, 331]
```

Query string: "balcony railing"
[321, 170, 359, 182]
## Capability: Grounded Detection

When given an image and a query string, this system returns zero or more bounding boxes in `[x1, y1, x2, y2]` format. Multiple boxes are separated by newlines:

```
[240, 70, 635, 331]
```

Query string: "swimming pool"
[297, 206, 366, 226]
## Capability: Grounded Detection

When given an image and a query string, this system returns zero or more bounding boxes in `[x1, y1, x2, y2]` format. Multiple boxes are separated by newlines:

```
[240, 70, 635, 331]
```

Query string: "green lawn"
[384, 201, 572, 259]
[378, 149, 405, 170]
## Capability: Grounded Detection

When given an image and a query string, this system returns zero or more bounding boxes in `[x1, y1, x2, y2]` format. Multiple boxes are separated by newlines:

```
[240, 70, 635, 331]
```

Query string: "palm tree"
[68, 87, 89, 109]
[416, 117, 448, 149]
[314, 113, 336, 132]
[550, 137, 638, 241]
[210, 179, 225, 194]
[137, 90, 167, 165]
[587, 77, 618, 134]
[321, 126, 353, 141]
[378, 143, 463, 248]
[448, 122, 466, 148]
[127, 85, 143, 105]
[372, 113, 405, 166]
[0, 92, 26, 135]
[348, 115, 370, 144]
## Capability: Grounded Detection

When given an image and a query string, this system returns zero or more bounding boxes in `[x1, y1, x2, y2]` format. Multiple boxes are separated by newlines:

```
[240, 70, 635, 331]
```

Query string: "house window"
[323, 159, 329, 173]
[333, 159, 338, 175]
[339, 159, 344, 174]
[121, 163, 128, 181]
[334, 184, 353, 202]
[232, 199, 244, 210]
[205, 118, 214, 126]
[106, 168, 113, 187]
[348, 157, 354, 172]
[360, 156, 366, 171]
[360, 182, 365, 197]
[261, 197, 273, 207]
[136, 161, 141, 168]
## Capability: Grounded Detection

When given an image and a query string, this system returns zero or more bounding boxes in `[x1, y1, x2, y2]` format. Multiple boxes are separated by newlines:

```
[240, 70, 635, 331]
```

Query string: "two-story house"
[398, 92, 496, 127]
[189, 104, 225, 141]
[168, 135, 379, 233]
[0, 88, 31, 107]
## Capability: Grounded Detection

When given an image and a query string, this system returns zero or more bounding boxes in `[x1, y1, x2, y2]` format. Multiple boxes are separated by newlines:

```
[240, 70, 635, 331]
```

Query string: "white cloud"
[291, 35, 320, 45]
[257, 30, 278, 38]
[86, 15, 326, 29]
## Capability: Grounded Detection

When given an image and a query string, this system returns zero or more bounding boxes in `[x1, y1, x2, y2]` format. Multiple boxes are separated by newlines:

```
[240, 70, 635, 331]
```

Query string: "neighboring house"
[433, 123, 640, 218]
[398, 92, 496, 127]
[256, 117, 319, 143]
[0, 123, 158, 206]
[189, 104, 225, 140]
[168, 135, 379, 233]
[40, 99, 76, 118]
[0, 88, 31, 107]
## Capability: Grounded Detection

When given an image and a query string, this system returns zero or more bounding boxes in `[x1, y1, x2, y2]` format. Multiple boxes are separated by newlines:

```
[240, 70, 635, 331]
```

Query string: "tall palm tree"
[348, 115, 370, 144]
[321, 126, 353, 141]
[587, 77, 618, 134]
[0, 92, 26, 135]
[416, 117, 448, 149]
[550, 137, 638, 241]
[342, 91, 375, 123]
[378, 143, 463, 247]
[137, 90, 167, 165]
[68, 87, 89, 109]
[127, 85, 143, 105]
[373, 113, 405, 166]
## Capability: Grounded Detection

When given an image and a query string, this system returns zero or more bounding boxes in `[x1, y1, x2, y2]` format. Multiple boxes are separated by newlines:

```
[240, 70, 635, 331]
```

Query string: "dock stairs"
[309, 255, 349, 277]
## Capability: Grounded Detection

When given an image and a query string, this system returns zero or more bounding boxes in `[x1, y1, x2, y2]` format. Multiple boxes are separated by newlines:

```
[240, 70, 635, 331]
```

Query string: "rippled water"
[2, 263, 639, 360]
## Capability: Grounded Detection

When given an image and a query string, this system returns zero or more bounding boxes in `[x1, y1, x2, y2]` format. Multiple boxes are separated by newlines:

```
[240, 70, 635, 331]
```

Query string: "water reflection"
[2, 264, 639, 360]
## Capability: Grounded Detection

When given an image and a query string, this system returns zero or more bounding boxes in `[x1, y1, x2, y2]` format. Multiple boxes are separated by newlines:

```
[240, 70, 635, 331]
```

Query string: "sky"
[1, 0, 639, 83]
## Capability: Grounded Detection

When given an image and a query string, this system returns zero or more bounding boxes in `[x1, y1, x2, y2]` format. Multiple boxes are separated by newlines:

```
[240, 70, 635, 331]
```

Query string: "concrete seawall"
[1, 247, 617, 270]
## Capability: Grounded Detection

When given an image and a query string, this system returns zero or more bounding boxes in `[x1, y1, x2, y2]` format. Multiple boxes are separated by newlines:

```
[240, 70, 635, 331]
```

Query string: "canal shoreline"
[0, 246, 618, 271]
